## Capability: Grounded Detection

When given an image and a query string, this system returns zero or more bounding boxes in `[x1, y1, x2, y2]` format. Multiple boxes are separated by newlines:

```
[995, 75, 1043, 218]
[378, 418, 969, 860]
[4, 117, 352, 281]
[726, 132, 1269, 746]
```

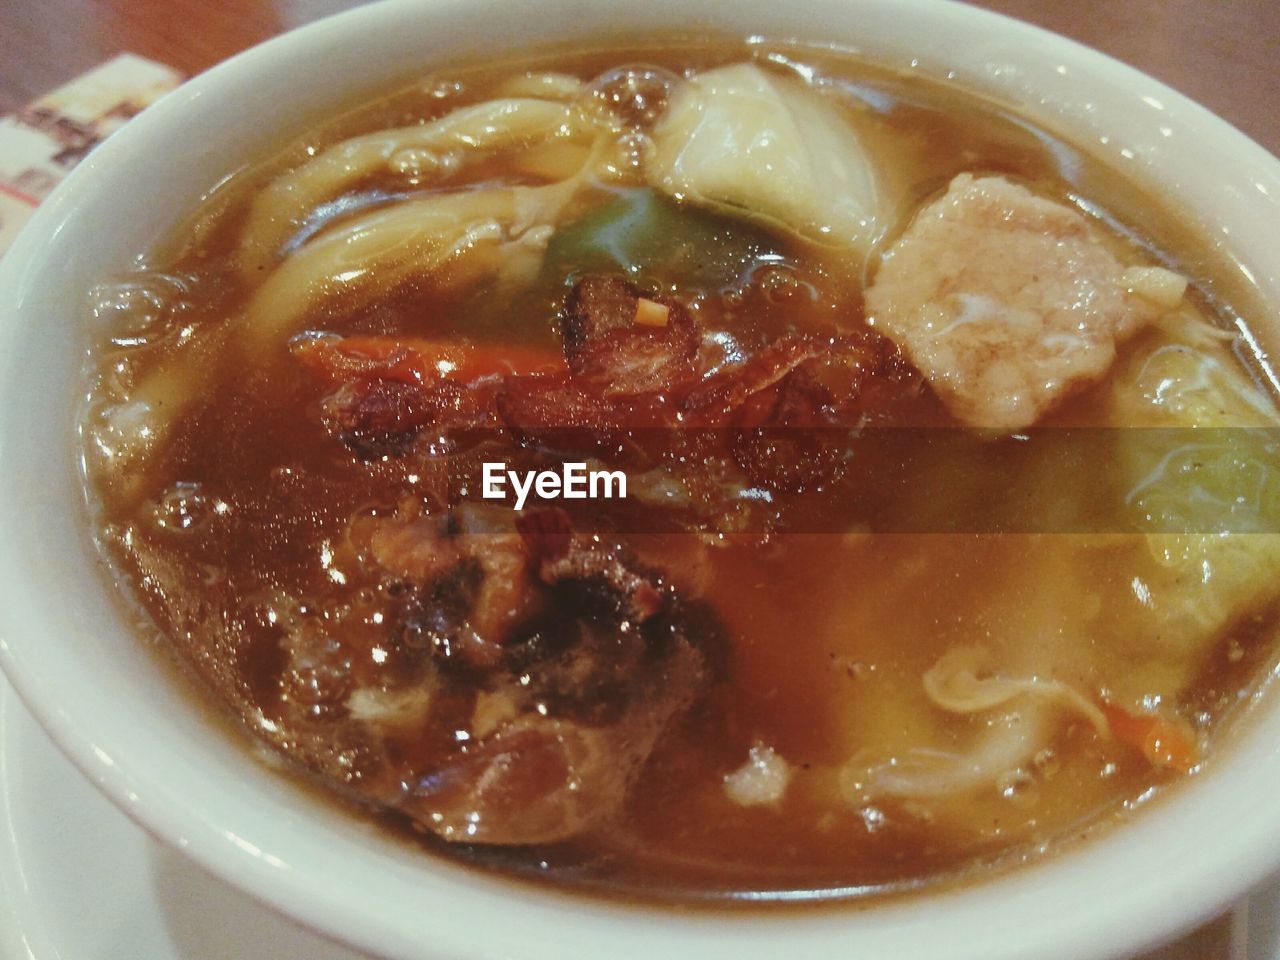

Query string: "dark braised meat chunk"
[682, 335, 834, 421]
[362, 506, 540, 672]
[495, 375, 648, 444]
[322, 378, 487, 460]
[560, 274, 641, 363]
[342, 504, 712, 845]
[712, 334, 928, 492]
[561, 276, 699, 396]
[537, 538, 668, 625]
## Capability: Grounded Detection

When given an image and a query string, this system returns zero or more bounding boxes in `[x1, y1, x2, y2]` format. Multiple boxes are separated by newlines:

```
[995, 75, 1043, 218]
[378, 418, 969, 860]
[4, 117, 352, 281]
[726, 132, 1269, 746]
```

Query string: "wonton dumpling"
[647, 63, 880, 251]
[865, 174, 1173, 430]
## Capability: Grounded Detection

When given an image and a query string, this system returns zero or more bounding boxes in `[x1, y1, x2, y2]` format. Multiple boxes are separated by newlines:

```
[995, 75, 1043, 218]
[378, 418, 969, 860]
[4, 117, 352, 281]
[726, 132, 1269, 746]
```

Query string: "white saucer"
[0, 675, 369, 960]
[0, 673, 1275, 960]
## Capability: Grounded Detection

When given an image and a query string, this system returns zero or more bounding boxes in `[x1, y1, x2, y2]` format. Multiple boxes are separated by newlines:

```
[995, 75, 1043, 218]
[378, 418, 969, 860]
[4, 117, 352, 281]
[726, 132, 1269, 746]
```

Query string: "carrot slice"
[293, 334, 563, 385]
[1098, 700, 1201, 774]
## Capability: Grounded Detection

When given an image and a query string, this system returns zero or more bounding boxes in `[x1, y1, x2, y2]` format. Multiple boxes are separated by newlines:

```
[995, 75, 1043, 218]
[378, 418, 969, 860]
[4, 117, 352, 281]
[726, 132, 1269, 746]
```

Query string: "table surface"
[1, 0, 1278, 156]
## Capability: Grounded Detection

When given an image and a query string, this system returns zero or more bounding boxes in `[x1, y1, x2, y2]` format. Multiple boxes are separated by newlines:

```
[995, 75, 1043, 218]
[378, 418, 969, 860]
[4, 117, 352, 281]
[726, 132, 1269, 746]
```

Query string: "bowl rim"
[2, 1, 1280, 958]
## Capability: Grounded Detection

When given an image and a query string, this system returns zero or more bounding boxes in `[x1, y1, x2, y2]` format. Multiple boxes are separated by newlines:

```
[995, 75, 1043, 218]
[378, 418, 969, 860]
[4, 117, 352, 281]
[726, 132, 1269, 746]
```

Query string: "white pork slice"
[865, 174, 1180, 429]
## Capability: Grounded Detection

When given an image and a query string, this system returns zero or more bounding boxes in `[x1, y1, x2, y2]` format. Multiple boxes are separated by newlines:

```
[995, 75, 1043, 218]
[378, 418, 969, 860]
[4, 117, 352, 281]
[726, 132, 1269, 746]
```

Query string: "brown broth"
[83, 40, 1280, 902]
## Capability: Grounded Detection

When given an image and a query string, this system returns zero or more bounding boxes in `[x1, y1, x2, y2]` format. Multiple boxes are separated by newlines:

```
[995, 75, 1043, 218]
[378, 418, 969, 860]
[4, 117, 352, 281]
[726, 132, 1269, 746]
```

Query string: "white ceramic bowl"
[2, 1, 1279, 958]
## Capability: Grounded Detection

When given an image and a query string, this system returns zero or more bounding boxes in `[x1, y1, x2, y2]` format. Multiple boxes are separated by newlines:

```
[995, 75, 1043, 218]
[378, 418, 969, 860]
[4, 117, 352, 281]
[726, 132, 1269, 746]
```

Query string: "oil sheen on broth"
[83, 41, 1280, 899]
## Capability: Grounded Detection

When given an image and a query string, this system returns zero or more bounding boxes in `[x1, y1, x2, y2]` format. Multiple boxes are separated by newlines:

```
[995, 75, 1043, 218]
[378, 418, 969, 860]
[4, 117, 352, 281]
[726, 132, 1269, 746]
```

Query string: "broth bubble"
[152, 481, 213, 532]
[997, 768, 1039, 807]
[90, 271, 193, 344]
[1032, 748, 1060, 779]
[281, 629, 353, 718]
[583, 65, 681, 129]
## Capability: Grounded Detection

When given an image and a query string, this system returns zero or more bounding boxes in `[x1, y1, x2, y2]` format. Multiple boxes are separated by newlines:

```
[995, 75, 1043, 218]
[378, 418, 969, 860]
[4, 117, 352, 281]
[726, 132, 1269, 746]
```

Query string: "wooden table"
[1, 0, 1278, 157]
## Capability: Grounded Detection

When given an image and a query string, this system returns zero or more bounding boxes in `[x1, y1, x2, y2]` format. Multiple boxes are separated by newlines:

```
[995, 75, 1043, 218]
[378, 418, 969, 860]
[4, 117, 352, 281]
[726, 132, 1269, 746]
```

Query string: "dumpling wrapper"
[647, 63, 880, 252]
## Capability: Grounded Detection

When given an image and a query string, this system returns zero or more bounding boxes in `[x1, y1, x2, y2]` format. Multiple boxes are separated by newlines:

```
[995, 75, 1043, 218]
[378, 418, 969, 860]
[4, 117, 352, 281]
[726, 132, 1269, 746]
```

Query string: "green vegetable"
[1109, 340, 1280, 684]
[542, 187, 784, 292]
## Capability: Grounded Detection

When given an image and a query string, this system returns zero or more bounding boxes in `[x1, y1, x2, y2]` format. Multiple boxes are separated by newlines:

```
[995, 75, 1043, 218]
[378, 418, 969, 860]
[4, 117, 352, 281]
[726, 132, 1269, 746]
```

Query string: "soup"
[82, 40, 1280, 900]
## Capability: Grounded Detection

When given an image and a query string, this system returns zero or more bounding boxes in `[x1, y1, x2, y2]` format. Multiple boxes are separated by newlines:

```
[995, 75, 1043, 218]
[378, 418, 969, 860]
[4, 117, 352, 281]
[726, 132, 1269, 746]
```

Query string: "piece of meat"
[404, 717, 623, 844]
[686, 323, 924, 425]
[561, 276, 699, 396]
[514, 507, 573, 565]
[393, 559, 527, 672]
[682, 336, 825, 419]
[297, 334, 549, 459]
[728, 365, 851, 493]
[579, 332, 699, 397]
[367, 509, 462, 581]
[402, 703, 684, 845]
[367, 505, 543, 670]
[355, 503, 712, 844]
[538, 538, 669, 624]
[685, 330, 921, 491]
[561, 275, 638, 358]
[323, 377, 496, 460]
[497, 376, 619, 436]
[864, 174, 1172, 429]
[401, 558, 708, 844]
[495, 374, 677, 468]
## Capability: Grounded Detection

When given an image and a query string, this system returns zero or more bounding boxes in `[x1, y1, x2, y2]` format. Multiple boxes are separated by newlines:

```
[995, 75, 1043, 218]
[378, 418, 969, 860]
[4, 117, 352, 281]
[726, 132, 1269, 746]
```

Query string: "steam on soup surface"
[84, 41, 1280, 898]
